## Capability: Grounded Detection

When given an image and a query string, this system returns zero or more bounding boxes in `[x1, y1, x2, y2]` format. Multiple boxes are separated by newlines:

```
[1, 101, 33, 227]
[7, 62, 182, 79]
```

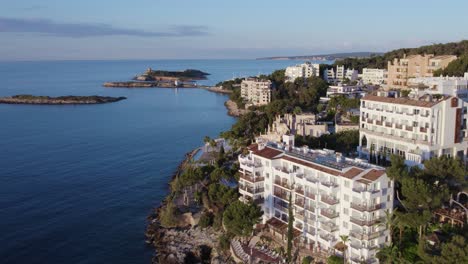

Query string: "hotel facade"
[386, 54, 457, 90]
[240, 78, 273, 106]
[285, 62, 320, 82]
[238, 136, 394, 263]
[358, 90, 468, 166]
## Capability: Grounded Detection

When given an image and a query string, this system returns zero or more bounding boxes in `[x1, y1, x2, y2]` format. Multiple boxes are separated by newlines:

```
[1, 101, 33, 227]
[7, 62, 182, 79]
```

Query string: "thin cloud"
[0, 17, 210, 38]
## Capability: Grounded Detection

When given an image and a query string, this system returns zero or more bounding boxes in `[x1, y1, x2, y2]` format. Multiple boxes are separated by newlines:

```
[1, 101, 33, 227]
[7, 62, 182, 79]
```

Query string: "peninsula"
[104, 67, 210, 88]
[0, 95, 126, 105]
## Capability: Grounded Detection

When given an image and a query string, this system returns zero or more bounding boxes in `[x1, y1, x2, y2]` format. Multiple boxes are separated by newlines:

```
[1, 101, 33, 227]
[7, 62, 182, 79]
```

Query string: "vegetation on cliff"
[434, 53, 468, 76]
[0, 95, 126, 104]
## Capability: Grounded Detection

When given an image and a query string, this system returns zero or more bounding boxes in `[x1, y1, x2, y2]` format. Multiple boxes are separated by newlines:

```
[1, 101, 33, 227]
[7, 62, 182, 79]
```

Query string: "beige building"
[386, 54, 457, 90]
[241, 78, 272, 106]
[260, 113, 329, 142]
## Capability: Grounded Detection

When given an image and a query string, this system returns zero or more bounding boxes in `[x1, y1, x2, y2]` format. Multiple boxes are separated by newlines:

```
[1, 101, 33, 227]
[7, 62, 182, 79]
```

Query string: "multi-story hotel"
[324, 65, 358, 83]
[360, 68, 387, 85]
[285, 62, 320, 82]
[386, 54, 457, 90]
[240, 78, 272, 106]
[358, 90, 468, 166]
[239, 135, 393, 263]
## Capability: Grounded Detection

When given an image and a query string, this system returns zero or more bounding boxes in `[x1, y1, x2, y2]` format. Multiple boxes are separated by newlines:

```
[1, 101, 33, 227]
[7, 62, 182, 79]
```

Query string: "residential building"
[241, 78, 273, 106]
[407, 73, 468, 100]
[386, 54, 457, 90]
[239, 136, 394, 263]
[285, 62, 320, 82]
[260, 114, 329, 142]
[324, 66, 358, 83]
[358, 90, 468, 166]
[327, 84, 366, 99]
[360, 68, 387, 85]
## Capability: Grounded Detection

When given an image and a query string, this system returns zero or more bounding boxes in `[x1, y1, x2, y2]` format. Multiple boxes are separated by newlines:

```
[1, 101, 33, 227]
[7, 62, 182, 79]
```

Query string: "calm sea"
[0, 59, 313, 264]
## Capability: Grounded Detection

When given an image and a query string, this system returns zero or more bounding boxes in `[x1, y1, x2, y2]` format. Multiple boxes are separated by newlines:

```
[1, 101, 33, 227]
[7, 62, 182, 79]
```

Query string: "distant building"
[324, 65, 358, 83]
[241, 78, 272, 106]
[285, 62, 320, 82]
[326, 84, 366, 99]
[358, 90, 468, 166]
[360, 68, 387, 85]
[407, 73, 468, 100]
[260, 113, 329, 142]
[238, 136, 394, 262]
[386, 54, 457, 90]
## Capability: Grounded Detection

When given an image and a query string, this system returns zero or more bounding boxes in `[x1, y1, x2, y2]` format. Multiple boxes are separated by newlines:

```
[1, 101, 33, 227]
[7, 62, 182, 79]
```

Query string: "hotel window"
[344, 194, 349, 202]
[266, 173, 270, 179]
[343, 208, 349, 215]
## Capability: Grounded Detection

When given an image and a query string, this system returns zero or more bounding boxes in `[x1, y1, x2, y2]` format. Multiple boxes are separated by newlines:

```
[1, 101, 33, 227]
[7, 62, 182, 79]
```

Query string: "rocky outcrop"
[103, 82, 157, 87]
[0, 95, 126, 105]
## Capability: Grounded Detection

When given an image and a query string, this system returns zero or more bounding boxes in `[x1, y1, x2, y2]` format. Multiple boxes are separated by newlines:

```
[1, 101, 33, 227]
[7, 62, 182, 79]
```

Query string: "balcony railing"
[321, 195, 339, 205]
[350, 202, 381, 212]
[385, 122, 392, 128]
[306, 228, 316, 236]
[321, 181, 339, 188]
[321, 222, 339, 232]
[240, 173, 265, 183]
[295, 200, 305, 208]
[350, 217, 383, 226]
[319, 233, 336, 243]
[273, 190, 289, 200]
[352, 186, 380, 194]
[274, 203, 288, 213]
[350, 230, 383, 240]
[420, 127, 428, 133]
[405, 126, 413, 131]
[305, 192, 316, 200]
[304, 204, 315, 212]
[395, 124, 403, 129]
[274, 179, 292, 190]
[321, 209, 339, 219]
[375, 120, 382, 125]
[366, 119, 373, 124]
[295, 188, 304, 195]
[306, 177, 319, 184]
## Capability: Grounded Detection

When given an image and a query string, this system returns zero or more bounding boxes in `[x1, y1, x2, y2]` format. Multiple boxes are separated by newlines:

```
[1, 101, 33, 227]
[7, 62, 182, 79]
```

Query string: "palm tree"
[379, 209, 398, 246]
[339, 235, 350, 264]
[376, 245, 400, 263]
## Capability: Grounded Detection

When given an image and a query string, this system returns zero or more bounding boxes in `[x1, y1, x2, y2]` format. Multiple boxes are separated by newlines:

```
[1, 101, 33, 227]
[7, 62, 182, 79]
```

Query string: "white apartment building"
[408, 73, 468, 100]
[324, 66, 358, 83]
[327, 84, 366, 99]
[240, 78, 272, 106]
[360, 68, 387, 85]
[285, 62, 320, 82]
[358, 90, 468, 166]
[239, 136, 393, 263]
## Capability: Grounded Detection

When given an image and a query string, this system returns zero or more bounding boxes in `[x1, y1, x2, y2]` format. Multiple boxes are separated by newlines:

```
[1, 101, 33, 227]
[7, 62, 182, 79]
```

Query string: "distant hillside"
[332, 40, 468, 72]
[256, 52, 383, 61]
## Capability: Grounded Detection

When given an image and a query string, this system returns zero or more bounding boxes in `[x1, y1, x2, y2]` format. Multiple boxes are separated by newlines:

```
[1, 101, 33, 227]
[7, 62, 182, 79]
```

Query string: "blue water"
[0, 59, 312, 264]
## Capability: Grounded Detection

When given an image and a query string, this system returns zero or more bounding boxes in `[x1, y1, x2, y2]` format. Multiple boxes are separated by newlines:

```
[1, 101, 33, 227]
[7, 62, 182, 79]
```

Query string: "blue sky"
[0, 0, 467, 60]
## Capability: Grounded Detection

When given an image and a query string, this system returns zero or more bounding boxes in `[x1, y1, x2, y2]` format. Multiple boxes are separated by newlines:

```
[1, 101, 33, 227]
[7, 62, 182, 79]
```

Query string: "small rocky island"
[104, 67, 209, 88]
[0, 95, 126, 105]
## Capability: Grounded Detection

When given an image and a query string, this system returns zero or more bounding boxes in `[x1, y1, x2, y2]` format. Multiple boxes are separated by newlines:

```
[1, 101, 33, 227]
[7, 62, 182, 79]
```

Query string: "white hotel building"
[240, 78, 272, 106]
[360, 68, 387, 85]
[358, 90, 468, 166]
[285, 62, 320, 82]
[238, 136, 393, 263]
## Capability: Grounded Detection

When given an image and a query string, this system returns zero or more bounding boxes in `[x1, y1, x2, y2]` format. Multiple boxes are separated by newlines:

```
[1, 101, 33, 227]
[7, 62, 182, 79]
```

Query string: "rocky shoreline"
[225, 100, 247, 117]
[0, 95, 126, 105]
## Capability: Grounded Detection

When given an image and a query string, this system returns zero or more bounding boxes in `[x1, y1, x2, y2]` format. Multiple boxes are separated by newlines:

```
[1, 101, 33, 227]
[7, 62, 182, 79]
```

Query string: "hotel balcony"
[239, 185, 265, 195]
[321, 222, 339, 232]
[274, 179, 292, 190]
[305, 191, 316, 200]
[350, 216, 383, 226]
[375, 120, 382, 125]
[295, 210, 305, 221]
[305, 176, 319, 184]
[274, 203, 288, 213]
[295, 199, 305, 208]
[352, 186, 380, 194]
[395, 124, 403, 129]
[320, 180, 339, 189]
[240, 173, 265, 183]
[319, 233, 336, 244]
[420, 127, 428, 133]
[304, 204, 315, 212]
[321, 208, 339, 219]
[306, 227, 316, 236]
[405, 125, 413, 132]
[273, 189, 289, 200]
[384, 122, 392, 128]
[321, 194, 339, 205]
[350, 230, 383, 240]
[350, 202, 381, 212]
[360, 127, 432, 146]
[295, 187, 304, 196]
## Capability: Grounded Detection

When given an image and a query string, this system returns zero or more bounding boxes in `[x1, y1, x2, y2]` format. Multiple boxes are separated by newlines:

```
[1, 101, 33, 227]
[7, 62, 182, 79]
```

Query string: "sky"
[0, 0, 467, 61]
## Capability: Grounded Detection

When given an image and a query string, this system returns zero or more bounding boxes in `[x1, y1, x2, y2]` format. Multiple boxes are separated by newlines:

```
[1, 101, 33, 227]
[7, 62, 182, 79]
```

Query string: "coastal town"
[147, 41, 468, 264]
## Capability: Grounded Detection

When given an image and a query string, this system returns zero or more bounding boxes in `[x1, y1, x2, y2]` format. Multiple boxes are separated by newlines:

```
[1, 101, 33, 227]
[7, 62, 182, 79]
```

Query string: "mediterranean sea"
[0, 59, 317, 264]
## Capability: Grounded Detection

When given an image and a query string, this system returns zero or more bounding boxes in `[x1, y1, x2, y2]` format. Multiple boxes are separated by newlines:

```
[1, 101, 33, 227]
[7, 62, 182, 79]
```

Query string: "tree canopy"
[223, 201, 262, 237]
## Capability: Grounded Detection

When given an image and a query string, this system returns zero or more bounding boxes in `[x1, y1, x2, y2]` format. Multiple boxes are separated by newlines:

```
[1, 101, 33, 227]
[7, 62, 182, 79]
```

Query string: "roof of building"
[282, 155, 341, 176]
[431, 55, 457, 60]
[362, 94, 448, 108]
[362, 169, 386, 181]
[342, 167, 364, 179]
[249, 145, 284, 159]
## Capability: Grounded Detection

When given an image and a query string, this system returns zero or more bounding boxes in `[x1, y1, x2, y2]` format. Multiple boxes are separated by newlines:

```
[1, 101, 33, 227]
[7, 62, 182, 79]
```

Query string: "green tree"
[198, 211, 214, 228]
[327, 255, 344, 264]
[376, 245, 401, 263]
[432, 235, 468, 264]
[159, 201, 179, 228]
[223, 201, 262, 237]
